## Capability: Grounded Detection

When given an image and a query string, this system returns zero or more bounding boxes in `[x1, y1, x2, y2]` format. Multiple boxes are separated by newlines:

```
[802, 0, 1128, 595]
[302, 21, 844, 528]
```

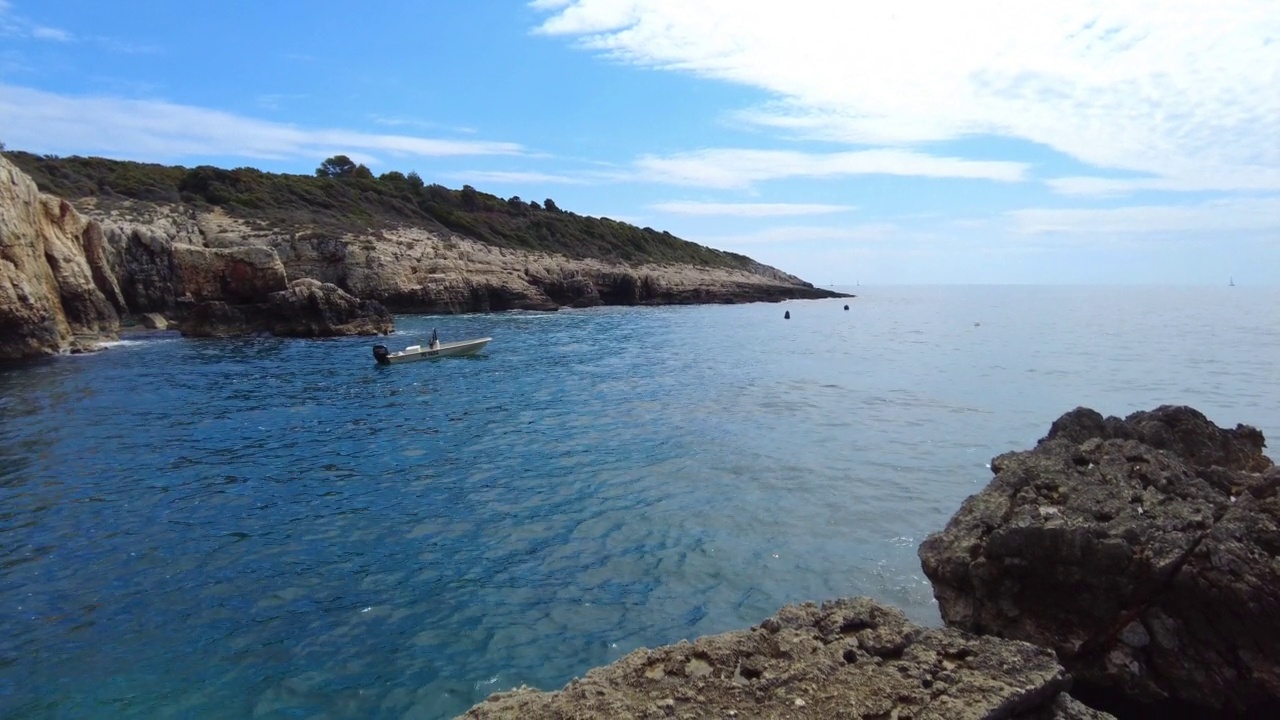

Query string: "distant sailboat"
[1230, 276, 1235, 287]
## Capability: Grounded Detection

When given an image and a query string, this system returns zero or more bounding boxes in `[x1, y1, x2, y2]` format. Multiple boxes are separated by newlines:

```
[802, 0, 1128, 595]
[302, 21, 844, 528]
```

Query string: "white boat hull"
[373, 337, 491, 365]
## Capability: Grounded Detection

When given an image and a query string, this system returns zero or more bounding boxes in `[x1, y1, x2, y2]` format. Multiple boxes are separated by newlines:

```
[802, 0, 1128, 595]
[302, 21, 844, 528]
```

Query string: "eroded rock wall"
[1, 156, 120, 358]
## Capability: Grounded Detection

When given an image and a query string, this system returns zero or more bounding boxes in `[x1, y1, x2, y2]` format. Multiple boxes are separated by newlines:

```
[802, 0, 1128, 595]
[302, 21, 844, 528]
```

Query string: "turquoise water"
[2, 286, 1277, 719]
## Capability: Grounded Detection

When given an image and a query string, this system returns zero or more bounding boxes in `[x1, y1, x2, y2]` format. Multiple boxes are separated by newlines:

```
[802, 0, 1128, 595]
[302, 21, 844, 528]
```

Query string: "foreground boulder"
[920, 405, 1280, 716]
[462, 597, 1111, 719]
[180, 278, 392, 337]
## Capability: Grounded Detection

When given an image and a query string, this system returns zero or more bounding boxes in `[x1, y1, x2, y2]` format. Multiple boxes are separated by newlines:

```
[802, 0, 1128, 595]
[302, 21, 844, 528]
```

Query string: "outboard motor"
[373, 344, 390, 365]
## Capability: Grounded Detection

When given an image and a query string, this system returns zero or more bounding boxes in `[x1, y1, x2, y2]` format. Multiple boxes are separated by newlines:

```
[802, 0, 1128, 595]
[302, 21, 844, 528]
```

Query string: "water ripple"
[1, 287, 1278, 718]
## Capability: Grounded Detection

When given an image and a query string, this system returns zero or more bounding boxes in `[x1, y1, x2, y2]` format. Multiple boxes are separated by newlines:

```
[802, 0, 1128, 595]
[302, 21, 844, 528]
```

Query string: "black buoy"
[784, 310, 791, 319]
[844, 304, 849, 311]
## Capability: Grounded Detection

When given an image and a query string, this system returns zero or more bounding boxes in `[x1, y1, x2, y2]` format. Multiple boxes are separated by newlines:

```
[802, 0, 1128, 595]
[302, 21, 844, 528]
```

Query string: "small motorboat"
[373, 329, 491, 365]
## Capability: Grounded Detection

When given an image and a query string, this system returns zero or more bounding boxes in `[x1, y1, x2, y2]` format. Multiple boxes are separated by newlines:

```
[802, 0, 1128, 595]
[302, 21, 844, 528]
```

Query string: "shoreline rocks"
[462, 597, 1112, 720]
[180, 279, 393, 338]
[2, 155, 848, 359]
[458, 405, 1277, 719]
[919, 405, 1279, 717]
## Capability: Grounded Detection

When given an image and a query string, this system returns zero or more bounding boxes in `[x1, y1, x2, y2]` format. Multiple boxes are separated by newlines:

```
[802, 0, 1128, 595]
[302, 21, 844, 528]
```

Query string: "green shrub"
[4, 151, 756, 270]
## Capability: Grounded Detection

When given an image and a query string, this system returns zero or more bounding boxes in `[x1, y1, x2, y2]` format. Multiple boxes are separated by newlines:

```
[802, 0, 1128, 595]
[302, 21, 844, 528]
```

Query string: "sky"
[2, 1, 1278, 285]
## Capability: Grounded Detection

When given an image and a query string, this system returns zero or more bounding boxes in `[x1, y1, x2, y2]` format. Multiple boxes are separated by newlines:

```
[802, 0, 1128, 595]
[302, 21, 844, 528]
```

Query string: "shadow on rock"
[920, 405, 1280, 718]
[180, 278, 393, 338]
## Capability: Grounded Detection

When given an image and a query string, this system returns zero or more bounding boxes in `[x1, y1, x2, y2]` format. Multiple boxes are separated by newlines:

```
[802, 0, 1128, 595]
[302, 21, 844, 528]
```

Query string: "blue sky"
[2, 0, 1277, 285]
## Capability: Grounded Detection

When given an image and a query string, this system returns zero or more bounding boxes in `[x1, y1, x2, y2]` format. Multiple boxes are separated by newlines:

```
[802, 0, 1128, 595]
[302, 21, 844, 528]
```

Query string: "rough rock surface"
[138, 312, 169, 330]
[462, 597, 1111, 720]
[86, 203, 846, 316]
[4, 156, 843, 358]
[1, 156, 121, 358]
[919, 405, 1280, 716]
[180, 279, 392, 338]
[265, 278, 393, 337]
[172, 243, 288, 303]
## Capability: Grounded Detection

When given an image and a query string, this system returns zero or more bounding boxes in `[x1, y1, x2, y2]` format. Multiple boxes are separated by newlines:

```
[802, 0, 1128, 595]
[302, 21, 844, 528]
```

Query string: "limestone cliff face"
[0, 156, 121, 359]
[84, 204, 843, 317]
[3, 155, 846, 358]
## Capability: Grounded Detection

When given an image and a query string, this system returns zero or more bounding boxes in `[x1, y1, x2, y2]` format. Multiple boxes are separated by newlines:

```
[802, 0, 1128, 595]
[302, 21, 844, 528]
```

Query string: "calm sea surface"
[2, 285, 1277, 719]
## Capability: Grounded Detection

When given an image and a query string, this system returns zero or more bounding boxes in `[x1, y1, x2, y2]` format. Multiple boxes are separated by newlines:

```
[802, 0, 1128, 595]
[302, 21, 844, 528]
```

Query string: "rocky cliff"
[920, 405, 1279, 717]
[87, 201, 842, 316]
[2, 152, 848, 358]
[180, 278, 393, 338]
[0, 156, 122, 359]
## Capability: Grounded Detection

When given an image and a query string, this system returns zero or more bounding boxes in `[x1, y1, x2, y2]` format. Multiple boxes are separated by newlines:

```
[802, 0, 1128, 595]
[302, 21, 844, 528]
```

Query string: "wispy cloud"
[1008, 197, 1280, 235]
[634, 148, 1027, 189]
[0, 1, 68, 42]
[691, 223, 899, 246]
[444, 170, 586, 185]
[650, 201, 855, 217]
[257, 93, 307, 111]
[90, 36, 162, 55]
[30, 25, 71, 41]
[1, 2, 158, 52]
[0, 84, 525, 164]
[369, 114, 478, 134]
[534, 1, 1280, 194]
[1047, 171, 1280, 197]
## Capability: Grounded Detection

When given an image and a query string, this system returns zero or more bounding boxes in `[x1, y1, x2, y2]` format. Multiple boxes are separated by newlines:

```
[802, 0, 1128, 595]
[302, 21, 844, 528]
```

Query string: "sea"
[1, 285, 1277, 719]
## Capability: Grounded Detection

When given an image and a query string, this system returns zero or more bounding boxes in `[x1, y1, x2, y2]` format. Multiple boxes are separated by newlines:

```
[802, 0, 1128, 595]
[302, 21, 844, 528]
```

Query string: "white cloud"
[31, 25, 71, 41]
[368, 115, 477, 134]
[635, 148, 1027, 189]
[692, 223, 899, 246]
[445, 170, 586, 185]
[534, 1, 1280, 194]
[1008, 197, 1280, 235]
[0, 84, 524, 163]
[651, 201, 855, 217]
[1047, 171, 1280, 196]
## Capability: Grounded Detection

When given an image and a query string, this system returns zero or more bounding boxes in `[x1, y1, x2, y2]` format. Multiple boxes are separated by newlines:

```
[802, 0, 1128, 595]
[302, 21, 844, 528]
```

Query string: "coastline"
[461, 405, 1280, 719]
[1, 153, 847, 359]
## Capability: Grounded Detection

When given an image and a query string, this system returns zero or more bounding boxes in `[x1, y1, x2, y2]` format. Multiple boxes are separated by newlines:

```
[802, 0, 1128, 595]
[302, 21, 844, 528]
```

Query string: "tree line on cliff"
[4, 150, 756, 270]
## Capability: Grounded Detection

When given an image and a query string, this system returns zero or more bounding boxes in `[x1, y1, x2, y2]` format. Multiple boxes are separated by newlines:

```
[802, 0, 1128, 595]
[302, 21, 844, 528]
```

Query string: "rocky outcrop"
[919, 405, 1280, 716]
[172, 243, 288, 303]
[289, 226, 843, 314]
[265, 278, 393, 337]
[463, 597, 1110, 719]
[180, 279, 392, 338]
[1, 156, 121, 359]
[86, 207, 846, 317]
[179, 301, 251, 338]
[139, 312, 168, 330]
[4, 155, 844, 358]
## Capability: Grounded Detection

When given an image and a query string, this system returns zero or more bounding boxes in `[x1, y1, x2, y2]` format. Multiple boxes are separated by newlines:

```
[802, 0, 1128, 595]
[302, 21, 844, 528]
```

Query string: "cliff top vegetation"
[4, 151, 759, 270]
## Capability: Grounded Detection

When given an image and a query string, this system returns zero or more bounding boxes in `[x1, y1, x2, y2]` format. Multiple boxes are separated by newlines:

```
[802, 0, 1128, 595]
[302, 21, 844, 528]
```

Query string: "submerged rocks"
[180, 279, 392, 338]
[463, 597, 1110, 719]
[919, 405, 1280, 716]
